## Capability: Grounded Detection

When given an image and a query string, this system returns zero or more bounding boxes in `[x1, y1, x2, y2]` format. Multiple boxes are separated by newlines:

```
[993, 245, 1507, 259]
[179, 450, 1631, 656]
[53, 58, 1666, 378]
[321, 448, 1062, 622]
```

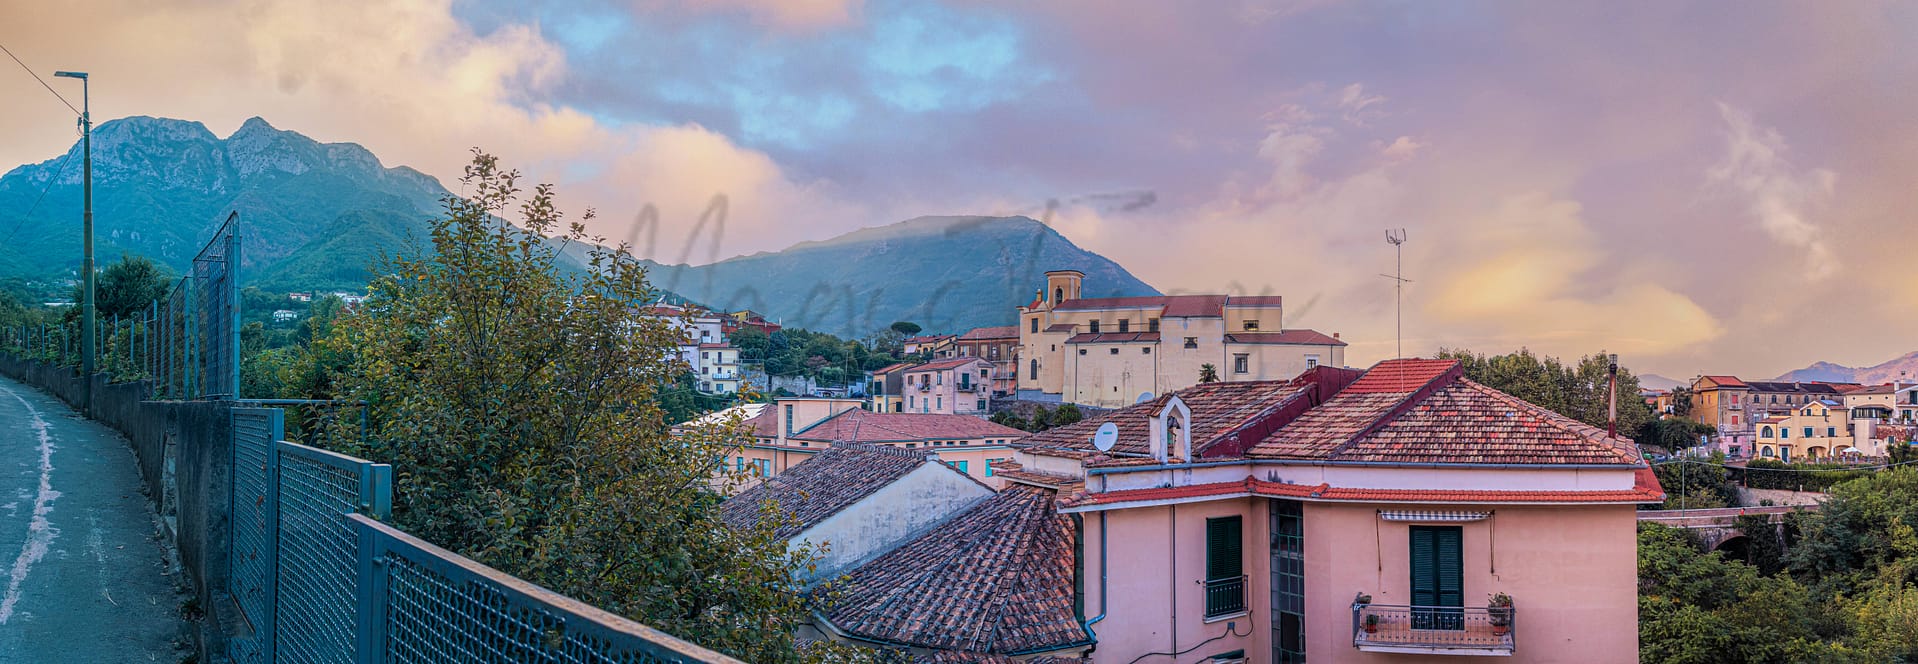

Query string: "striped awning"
[1378, 510, 1491, 523]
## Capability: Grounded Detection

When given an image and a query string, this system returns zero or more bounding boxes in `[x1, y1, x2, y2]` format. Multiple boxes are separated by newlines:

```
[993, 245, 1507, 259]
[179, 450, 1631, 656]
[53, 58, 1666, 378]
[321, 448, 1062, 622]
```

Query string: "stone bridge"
[1638, 505, 1810, 552]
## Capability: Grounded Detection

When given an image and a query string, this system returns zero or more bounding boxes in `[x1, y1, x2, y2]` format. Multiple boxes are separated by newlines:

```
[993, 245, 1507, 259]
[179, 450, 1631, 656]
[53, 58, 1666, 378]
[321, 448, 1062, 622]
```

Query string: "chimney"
[1334, 332, 1341, 339]
[1607, 354, 1619, 440]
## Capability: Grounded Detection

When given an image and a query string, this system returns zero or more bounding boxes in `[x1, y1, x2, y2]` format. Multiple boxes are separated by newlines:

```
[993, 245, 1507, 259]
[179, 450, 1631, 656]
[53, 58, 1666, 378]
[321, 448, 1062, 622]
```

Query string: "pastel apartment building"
[998, 359, 1658, 663]
[902, 357, 995, 416]
[902, 334, 957, 358]
[1017, 269, 1346, 409]
[690, 396, 1028, 487]
[955, 325, 1020, 397]
[866, 362, 914, 413]
[696, 343, 741, 394]
[1845, 382, 1918, 424]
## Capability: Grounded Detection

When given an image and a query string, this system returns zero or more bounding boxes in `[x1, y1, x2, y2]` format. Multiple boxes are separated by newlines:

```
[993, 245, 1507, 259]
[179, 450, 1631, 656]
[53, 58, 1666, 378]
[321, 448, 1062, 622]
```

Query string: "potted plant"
[1354, 593, 1373, 606]
[1487, 593, 1514, 636]
[1364, 613, 1380, 634]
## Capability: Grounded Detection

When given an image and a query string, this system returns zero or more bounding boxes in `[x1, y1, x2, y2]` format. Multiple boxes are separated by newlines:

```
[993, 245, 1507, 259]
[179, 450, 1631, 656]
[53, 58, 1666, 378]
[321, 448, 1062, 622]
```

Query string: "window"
[1031, 318, 1039, 333]
[1030, 359, 1039, 378]
[1119, 319, 1130, 333]
[1149, 318, 1160, 332]
[1780, 427, 1788, 439]
[976, 399, 986, 411]
[1409, 526, 1464, 630]
[985, 458, 1003, 476]
[1761, 426, 1773, 438]
[1234, 354, 1250, 374]
[936, 373, 943, 385]
[754, 459, 771, 477]
[1110, 348, 1119, 355]
[1204, 516, 1245, 618]
[1272, 500, 1305, 663]
[981, 368, 990, 378]
[701, 351, 709, 360]
[1079, 348, 1087, 355]
[783, 405, 794, 435]
[1089, 320, 1102, 334]
[936, 396, 942, 410]
[1828, 427, 1837, 437]
[1055, 287, 1063, 303]
[950, 460, 968, 474]
[1804, 427, 1815, 438]
[1305, 354, 1319, 370]
[1184, 337, 1199, 349]
[1243, 320, 1260, 331]
[1143, 347, 1151, 354]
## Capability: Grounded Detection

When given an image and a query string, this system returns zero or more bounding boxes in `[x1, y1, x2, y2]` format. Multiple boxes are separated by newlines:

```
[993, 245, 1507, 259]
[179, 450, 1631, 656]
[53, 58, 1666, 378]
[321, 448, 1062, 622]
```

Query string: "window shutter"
[1206, 517, 1243, 580]
[1410, 527, 1438, 607]
[1436, 527, 1463, 608]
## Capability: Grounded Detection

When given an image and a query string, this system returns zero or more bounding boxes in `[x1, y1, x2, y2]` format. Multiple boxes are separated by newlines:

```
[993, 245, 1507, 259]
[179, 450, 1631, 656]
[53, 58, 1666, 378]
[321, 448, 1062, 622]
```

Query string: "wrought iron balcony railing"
[1352, 601, 1515, 655]
[1203, 575, 1247, 618]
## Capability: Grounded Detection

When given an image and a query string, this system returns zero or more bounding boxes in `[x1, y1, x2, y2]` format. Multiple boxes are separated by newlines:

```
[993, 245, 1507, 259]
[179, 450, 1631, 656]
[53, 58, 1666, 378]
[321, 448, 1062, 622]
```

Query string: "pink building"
[991, 359, 1660, 663]
[902, 357, 995, 416]
[699, 397, 1028, 487]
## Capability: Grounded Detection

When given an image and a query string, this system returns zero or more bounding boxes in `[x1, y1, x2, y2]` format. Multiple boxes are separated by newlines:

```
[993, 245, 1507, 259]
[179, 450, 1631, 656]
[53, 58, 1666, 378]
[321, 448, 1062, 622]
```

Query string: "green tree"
[1199, 363, 1220, 383]
[1436, 347, 1653, 437]
[1638, 523, 1852, 662]
[327, 152, 864, 662]
[1052, 402, 1084, 428]
[889, 321, 922, 336]
[69, 254, 173, 322]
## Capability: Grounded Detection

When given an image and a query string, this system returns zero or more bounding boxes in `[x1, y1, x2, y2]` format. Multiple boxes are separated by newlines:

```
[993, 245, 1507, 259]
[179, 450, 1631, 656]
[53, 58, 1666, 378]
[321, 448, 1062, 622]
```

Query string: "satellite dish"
[1137, 392, 1155, 404]
[1092, 422, 1119, 452]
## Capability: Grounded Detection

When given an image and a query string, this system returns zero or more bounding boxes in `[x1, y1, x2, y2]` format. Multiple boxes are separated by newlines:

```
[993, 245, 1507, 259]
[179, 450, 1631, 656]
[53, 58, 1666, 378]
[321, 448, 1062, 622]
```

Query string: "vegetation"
[1639, 467, 1918, 662]
[1436, 347, 1655, 438]
[1198, 363, 1219, 383]
[315, 152, 866, 662]
[989, 402, 1083, 432]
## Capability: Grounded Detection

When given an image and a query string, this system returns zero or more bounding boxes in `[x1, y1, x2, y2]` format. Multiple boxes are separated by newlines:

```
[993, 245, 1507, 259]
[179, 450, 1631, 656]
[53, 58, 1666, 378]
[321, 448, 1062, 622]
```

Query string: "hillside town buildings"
[1691, 374, 1913, 458]
[1016, 269, 1346, 408]
[901, 357, 994, 416]
[954, 325, 1020, 397]
[692, 396, 1027, 487]
[708, 358, 1661, 662]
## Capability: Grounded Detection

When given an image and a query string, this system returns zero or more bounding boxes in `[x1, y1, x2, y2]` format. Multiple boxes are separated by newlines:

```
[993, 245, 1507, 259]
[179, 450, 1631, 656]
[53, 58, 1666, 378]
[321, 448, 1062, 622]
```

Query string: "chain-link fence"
[226, 405, 738, 664]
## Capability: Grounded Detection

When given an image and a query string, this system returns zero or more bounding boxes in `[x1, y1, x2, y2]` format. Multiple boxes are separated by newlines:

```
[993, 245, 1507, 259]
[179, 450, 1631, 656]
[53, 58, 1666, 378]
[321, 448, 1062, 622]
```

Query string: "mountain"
[0, 116, 448, 292]
[1638, 374, 1686, 391]
[637, 215, 1159, 338]
[1774, 352, 1918, 385]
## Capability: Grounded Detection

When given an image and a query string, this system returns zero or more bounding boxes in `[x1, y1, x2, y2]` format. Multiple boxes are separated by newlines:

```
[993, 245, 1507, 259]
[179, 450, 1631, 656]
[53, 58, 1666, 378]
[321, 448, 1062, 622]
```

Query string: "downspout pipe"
[1082, 510, 1109, 653]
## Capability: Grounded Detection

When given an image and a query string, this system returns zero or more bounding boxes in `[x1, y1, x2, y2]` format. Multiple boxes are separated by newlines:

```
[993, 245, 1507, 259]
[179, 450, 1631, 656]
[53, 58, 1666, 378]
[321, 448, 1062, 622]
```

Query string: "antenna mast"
[1381, 229, 1410, 359]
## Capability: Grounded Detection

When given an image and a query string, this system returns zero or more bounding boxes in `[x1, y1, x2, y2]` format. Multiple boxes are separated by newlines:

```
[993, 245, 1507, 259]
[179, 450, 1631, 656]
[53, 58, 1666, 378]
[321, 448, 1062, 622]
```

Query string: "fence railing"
[1352, 602, 1516, 653]
[1203, 575, 1247, 618]
[227, 405, 741, 664]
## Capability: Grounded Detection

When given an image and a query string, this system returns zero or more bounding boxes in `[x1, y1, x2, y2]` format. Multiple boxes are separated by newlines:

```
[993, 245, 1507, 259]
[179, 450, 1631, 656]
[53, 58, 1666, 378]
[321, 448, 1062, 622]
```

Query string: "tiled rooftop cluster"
[789, 409, 1026, 444]
[815, 485, 1090, 656]
[720, 444, 931, 538]
[1017, 367, 1360, 459]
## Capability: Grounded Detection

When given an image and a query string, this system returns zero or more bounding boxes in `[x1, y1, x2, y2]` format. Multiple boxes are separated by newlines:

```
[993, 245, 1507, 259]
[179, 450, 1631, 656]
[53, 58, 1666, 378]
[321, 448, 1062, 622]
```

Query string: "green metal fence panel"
[229, 407, 283, 664]
[276, 440, 391, 664]
[192, 212, 240, 399]
[350, 515, 746, 664]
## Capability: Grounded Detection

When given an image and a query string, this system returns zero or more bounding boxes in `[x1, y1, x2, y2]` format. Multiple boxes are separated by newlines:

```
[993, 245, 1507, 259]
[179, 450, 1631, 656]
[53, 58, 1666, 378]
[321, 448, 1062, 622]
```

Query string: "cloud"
[1707, 102, 1839, 279]
[662, 0, 863, 31]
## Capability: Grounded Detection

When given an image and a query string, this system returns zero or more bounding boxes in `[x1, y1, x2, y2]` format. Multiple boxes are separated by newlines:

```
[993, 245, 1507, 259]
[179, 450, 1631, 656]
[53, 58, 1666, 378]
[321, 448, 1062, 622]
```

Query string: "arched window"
[1054, 287, 1063, 303]
[1761, 446, 1775, 458]
[1761, 426, 1773, 438]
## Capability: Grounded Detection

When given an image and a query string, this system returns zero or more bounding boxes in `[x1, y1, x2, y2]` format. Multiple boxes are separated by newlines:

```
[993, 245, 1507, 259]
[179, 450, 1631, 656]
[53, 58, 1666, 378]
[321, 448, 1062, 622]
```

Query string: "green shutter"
[1206, 517, 1243, 580]
[1436, 527, 1463, 608]
[1410, 527, 1438, 607]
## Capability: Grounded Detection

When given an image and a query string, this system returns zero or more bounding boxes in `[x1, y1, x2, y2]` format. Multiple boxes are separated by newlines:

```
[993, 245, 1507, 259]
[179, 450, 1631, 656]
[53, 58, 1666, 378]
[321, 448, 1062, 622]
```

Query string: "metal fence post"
[354, 518, 387, 664]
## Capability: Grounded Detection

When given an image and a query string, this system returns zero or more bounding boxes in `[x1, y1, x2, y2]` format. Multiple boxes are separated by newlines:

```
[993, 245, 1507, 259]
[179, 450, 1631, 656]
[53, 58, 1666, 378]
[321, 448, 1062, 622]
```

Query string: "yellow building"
[1016, 269, 1345, 408]
[1754, 399, 1851, 461]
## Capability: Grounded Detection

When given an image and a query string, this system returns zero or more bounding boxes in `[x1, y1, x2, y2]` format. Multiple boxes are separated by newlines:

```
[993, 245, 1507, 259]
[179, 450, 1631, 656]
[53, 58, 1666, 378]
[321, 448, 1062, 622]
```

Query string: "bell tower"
[1045, 269, 1084, 306]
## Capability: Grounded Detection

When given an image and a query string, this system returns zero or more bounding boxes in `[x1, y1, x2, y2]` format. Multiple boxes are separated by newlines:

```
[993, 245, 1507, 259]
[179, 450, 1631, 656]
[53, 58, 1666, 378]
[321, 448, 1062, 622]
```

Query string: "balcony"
[1353, 602, 1515, 656]
[1202, 576, 1247, 619]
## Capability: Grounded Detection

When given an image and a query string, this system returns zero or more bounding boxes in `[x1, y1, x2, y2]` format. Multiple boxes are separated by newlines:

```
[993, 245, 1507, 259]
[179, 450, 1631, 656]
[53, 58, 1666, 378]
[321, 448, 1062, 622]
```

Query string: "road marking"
[0, 383, 60, 624]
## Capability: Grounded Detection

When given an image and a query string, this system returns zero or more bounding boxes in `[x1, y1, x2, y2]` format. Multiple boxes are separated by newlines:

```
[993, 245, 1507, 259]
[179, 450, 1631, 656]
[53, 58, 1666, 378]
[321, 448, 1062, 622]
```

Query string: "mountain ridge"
[1773, 352, 1918, 385]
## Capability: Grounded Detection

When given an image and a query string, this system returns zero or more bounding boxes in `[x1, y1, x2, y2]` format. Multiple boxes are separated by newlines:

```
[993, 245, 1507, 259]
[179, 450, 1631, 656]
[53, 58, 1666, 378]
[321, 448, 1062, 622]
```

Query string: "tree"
[1052, 403, 1084, 428]
[889, 321, 922, 336]
[989, 409, 1029, 431]
[1670, 385, 1696, 418]
[327, 151, 863, 662]
[69, 254, 173, 322]
[1437, 347, 1654, 437]
[1199, 363, 1220, 383]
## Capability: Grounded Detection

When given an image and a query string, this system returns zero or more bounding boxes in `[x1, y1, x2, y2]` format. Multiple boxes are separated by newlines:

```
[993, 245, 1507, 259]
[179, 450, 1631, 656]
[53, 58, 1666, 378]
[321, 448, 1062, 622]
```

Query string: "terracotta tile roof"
[986, 460, 1083, 491]
[1057, 471, 1665, 509]
[1015, 367, 1361, 459]
[906, 357, 993, 373]
[1225, 295, 1285, 307]
[791, 409, 1027, 444]
[816, 485, 1091, 655]
[916, 653, 1078, 664]
[1224, 329, 1346, 347]
[903, 334, 957, 344]
[1063, 331, 1161, 344]
[1248, 359, 1642, 465]
[745, 405, 780, 438]
[1745, 381, 1849, 395]
[871, 362, 918, 376]
[1159, 294, 1229, 318]
[958, 325, 1020, 341]
[1852, 384, 1901, 395]
[1757, 416, 1788, 424]
[722, 445, 933, 539]
[1699, 375, 1750, 389]
[1043, 323, 1077, 333]
[1052, 295, 1178, 312]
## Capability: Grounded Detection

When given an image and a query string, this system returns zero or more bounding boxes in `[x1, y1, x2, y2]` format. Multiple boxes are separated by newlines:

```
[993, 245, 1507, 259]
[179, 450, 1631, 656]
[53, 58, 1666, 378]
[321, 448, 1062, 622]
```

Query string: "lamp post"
[53, 70, 92, 415]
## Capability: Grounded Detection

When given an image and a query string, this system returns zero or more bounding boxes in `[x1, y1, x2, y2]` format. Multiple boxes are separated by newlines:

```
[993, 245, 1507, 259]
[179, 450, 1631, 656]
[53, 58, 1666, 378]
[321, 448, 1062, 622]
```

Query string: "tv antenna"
[1381, 229, 1411, 359]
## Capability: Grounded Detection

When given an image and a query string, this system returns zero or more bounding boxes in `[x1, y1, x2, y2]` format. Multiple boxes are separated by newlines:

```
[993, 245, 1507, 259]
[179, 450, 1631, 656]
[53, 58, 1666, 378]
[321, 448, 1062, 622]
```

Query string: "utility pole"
[1381, 229, 1410, 359]
[55, 70, 93, 415]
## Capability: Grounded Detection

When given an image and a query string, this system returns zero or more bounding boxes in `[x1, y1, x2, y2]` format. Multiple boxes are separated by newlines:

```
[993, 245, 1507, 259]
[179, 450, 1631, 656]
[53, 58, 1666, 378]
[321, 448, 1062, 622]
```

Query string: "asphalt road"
[0, 376, 187, 663]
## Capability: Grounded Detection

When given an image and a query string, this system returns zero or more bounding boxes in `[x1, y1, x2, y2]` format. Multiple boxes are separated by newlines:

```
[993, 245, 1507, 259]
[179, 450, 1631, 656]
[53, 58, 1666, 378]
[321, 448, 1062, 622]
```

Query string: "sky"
[2, 0, 1914, 379]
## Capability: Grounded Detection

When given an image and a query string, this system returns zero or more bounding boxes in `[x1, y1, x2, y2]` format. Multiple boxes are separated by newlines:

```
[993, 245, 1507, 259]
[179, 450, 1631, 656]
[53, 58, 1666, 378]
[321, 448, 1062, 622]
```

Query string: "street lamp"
[53, 70, 93, 415]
